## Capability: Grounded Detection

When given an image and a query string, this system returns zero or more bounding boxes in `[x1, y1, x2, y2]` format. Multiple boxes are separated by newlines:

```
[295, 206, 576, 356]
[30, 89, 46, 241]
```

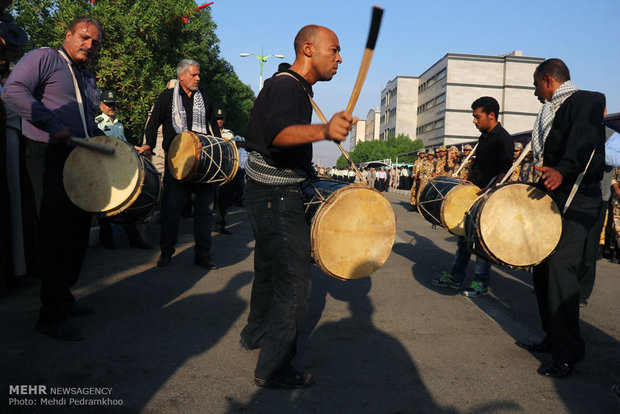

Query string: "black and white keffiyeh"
[171, 81, 210, 134]
[531, 80, 579, 166]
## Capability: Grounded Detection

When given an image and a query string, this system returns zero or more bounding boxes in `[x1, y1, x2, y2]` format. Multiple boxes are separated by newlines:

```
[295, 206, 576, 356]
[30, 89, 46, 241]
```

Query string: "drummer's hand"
[534, 165, 563, 191]
[50, 128, 72, 146]
[325, 112, 357, 142]
[136, 145, 152, 157]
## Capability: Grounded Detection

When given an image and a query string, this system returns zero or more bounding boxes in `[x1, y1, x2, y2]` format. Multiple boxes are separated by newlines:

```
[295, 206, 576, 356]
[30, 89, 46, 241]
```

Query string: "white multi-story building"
[348, 119, 366, 151]
[376, 51, 545, 147]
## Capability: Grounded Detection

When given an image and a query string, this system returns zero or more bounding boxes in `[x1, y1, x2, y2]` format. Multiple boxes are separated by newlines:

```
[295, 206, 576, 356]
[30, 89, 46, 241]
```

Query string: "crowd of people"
[1, 6, 620, 396]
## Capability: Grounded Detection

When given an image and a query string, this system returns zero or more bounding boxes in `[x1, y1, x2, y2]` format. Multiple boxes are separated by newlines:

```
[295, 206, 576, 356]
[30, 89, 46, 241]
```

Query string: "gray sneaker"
[462, 281, 488, 297]
[432, 271, 461, 289]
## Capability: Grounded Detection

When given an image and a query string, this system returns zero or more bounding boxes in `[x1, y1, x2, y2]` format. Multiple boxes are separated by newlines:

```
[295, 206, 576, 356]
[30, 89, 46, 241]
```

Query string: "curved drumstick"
[71, 137, 115, 155]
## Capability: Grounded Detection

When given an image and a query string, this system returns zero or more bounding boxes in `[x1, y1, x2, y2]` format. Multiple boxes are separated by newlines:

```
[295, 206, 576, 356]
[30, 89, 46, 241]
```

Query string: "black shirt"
[469, 122, 513, 188]
[246, 69, 313, 169]
[144, 87, 219, 153]
[542, 90, 605, 195]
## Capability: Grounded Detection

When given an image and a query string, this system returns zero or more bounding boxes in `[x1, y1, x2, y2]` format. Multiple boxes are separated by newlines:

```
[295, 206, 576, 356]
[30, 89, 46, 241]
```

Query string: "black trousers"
[577, 198, 606, 301]
[533, 187, 601, 364]
[39, 144, 91, 321]
[160, 159, 214, 258]
[241, 178, 312, 379]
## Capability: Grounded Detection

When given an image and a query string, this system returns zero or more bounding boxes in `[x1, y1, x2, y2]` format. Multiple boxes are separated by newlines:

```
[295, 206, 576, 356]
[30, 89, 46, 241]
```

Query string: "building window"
[416, 117, 444, 136]
[418, 68, 447, 93]
[417, 93, 446, 114]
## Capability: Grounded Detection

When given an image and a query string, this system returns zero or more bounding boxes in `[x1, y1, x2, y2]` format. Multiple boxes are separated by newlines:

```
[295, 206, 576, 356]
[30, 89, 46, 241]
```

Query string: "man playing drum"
[240, 25, 356, 389]
[432, 96, 513, 297]
[2, 16, 105, 341]
[515, 59, 606, 378]
[138, 59, 220, 270]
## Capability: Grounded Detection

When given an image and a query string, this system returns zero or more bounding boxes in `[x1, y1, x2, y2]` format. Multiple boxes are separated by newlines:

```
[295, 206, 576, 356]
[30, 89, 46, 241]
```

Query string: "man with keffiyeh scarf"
[140, 59, 220, 270]
[515, 58, 606, 378]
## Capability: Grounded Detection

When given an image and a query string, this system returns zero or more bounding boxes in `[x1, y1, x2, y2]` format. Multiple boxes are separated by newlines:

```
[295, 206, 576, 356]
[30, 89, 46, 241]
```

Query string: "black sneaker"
[462, 281, 488, 297]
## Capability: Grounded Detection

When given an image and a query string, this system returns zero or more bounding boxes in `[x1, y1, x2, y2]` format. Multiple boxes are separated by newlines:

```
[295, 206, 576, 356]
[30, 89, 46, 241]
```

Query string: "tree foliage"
[336, 134, 424, 167]
[12, 0, 255, 144]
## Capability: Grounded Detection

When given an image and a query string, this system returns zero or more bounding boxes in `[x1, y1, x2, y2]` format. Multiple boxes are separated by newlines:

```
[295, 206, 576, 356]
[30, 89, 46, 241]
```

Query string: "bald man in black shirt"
[240, 25, 356, 389]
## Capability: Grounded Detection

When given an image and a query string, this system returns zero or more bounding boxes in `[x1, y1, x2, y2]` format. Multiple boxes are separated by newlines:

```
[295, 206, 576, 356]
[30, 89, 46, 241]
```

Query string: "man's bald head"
[294, 25, 334, 55]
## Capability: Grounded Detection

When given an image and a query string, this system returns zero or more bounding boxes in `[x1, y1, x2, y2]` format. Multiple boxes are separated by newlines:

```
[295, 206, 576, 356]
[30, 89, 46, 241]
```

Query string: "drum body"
[465, 182, 562, 268]
[417, 177, 480, 236]
[63, 135, 162, 224]
[302, 180, 396, 280]
[168, 131, 238, 185]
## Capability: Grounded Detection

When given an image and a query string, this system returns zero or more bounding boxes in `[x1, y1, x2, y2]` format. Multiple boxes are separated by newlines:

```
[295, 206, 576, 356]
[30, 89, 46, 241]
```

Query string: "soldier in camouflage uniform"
[417, 148, 436, 202]
[509, 142, 523, 182]
[410, 149, 426, 205]
[456, 144, 473, 180]
[434, 145, 449, 177]
[447, 146, 459, 176]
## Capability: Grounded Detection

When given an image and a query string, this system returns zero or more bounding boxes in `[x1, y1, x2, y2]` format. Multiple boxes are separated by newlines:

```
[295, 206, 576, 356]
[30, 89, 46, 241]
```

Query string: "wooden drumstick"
[331, 6, 384, 183]
[71, 137, 115, 155]
[345, 6, 383, 115]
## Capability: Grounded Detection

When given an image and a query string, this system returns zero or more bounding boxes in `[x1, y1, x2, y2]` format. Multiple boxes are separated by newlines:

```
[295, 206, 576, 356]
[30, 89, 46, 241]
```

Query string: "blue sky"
[207, 0, 620, 166]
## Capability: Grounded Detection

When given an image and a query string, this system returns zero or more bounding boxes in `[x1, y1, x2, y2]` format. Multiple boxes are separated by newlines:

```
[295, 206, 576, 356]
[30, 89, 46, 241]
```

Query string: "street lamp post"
[240, 47, 284, 91]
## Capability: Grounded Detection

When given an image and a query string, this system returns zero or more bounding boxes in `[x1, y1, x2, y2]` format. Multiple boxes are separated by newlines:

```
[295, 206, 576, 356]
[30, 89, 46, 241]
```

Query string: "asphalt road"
[2, 191, 619, 414]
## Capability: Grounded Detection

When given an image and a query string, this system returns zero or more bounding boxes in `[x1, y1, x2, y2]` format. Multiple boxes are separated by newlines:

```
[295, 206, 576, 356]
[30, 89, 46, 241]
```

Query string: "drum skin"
[304, 181, 395, 280]
[466, 182, 562, 268]
[64, 136, 141, 214]
[417, 177, 480, 236]
[63, 136, 162, 223]
[168, 131, 238, 185]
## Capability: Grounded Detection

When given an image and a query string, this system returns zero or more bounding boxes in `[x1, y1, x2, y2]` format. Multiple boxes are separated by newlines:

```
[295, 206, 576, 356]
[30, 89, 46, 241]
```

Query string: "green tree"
[12, 0, 254, 144]
[336, 134, 423, 167]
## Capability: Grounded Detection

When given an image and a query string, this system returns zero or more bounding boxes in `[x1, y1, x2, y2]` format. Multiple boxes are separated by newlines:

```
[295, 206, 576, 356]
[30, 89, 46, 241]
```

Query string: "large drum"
[417, 176, 480, 236]
[465, 182, 562, 268]
[167, 131, 238, 185]
[63, 136, 162, 224]
[302, 180, 396, 280]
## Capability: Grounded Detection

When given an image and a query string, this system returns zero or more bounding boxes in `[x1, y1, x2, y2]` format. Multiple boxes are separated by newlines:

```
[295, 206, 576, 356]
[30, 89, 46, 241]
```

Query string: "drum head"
[311, 184, 395, 280]
[64, 136, 141, 214]
[477, 183, 561, 267]
[168, 132, 200, 180]
[441, 183, 480, 236]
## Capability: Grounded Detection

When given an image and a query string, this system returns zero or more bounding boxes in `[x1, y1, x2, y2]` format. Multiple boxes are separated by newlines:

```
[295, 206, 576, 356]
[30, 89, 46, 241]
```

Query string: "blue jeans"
[450, 236, 491, 286]
[241, 178, 312, 379]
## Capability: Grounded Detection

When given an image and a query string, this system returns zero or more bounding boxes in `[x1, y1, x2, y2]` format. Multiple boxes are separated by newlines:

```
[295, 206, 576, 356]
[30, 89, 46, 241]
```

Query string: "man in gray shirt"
[2, 16, 104, 341]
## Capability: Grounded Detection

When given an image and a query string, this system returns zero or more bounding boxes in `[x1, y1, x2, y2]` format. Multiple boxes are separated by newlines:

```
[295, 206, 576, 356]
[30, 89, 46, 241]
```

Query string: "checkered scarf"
[171, 81, 209, 134]
[531, 80, 578, 166]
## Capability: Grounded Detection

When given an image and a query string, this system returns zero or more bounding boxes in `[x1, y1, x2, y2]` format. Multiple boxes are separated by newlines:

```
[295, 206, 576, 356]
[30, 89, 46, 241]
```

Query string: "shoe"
[65, 303, 96, 317]
[36, 319, 84, 341]
[100, 239, 117, 249]
[218, 227, 232, 235]
[240, 338, 261, 350]
[537, 362, 574, 378]
[431, 271, 461, 289]
[129, 238, 153, 250]
[461, 281, 488, 297]
[579, 298, 588, 307]
[254, 372, 314, 389]
[157, 254, 172, 267]
[516, 336, 551, 353]
[194, 256, 218, 270]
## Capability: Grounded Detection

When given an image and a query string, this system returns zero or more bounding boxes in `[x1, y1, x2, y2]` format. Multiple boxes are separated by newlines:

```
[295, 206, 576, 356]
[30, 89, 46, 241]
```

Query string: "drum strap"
[562, 148, 597, 214]
[58, 49, 91, 139]
[276, 72, 367, 184]
[498, 141, 532, 186]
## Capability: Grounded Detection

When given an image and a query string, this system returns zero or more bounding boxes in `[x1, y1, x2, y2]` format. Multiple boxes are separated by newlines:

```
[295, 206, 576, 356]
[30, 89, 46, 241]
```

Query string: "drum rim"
[63, 135, 144, 215]
[440, 181, 480, 236]
[472, 182, 562, 268]
[310, 183, 395, 280]
[180, 132, 240, 185]
[99, 150, 147, 217]
[168, 131, 202, 181]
